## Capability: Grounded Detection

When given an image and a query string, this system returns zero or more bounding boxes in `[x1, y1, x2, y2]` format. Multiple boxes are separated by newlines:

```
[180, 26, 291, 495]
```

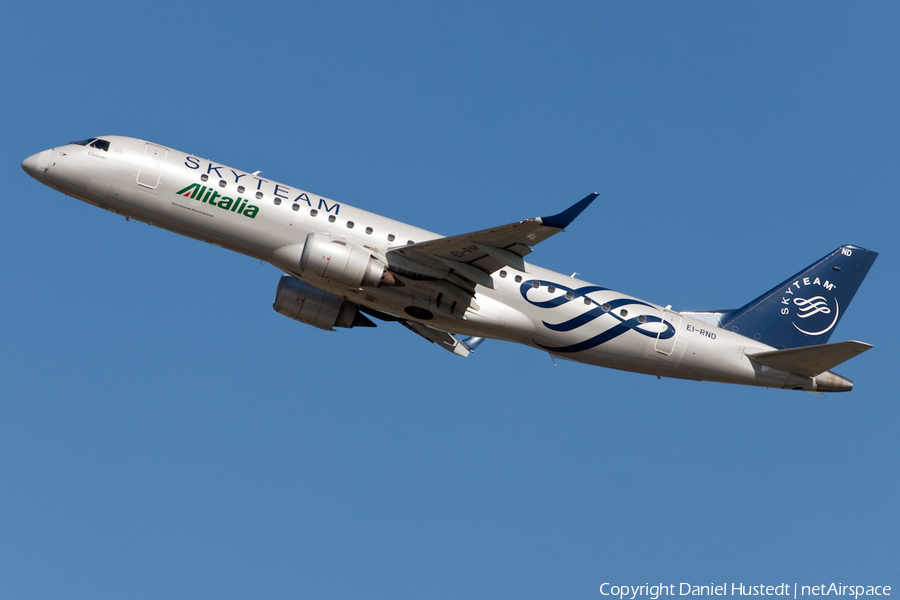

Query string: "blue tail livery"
[683, 245, 877, 350]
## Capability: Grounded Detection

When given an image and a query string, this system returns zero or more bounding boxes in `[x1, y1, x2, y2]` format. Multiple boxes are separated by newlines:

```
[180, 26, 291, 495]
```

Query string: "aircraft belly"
[565, 335, 688, 378]
[535, 310, 790, 386]
[464, 295, 534, 341]
[338, 286, 535, 342]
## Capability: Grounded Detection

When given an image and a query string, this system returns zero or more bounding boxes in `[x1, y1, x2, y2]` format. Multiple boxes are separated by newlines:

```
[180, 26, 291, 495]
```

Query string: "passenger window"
[347, 221, 354, 229]
[638, 315, 647, 324]
[547, 286, 556, 293]
[218, 180, 226, 188]
[532, 281, 540, 289]
[584, 297, 591, 305]
[310, 209, 318, 217]
[407, 240, 414, 245]
[565, 291, 574, 300]
[601, 303, 610, 312]
[255, 191, 263, 199]
[515, 275, 522, 283]
[274, 198, 282, 206]
[237, 186, 245, 193]
[499, 270, 507, 278]
[292, 203, 299, 211]
[365, 227, 373, 234]
[620, 309, 628, 317]
[387, 234, 395, 242]
[328, 215, 336, 223]
[201, 174, 209, 182]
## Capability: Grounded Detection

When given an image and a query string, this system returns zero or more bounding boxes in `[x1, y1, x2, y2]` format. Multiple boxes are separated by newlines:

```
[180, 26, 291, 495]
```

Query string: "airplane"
[22, 136, 878, 392]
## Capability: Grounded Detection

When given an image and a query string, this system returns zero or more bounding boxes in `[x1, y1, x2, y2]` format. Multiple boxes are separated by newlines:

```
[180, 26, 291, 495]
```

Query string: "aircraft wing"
[400, 320, 472, 357]
[386, 193, 598, 291]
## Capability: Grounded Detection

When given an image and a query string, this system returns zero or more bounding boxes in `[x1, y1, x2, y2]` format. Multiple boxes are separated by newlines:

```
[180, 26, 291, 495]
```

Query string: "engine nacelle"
[298, 232, 393, 288]
[273, 276, 375, 331]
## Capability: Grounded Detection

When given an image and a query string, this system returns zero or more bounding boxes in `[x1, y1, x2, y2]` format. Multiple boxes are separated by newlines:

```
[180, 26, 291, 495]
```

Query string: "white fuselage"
[22, 136, 846, 391]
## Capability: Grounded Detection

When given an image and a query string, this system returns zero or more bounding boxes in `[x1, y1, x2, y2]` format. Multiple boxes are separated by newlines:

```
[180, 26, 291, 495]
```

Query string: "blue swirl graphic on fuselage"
[519, 280, 675, 353]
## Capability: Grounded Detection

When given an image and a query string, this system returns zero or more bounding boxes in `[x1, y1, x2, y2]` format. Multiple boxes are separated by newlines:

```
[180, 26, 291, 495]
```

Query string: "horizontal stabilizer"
[747, 341, 872, 377]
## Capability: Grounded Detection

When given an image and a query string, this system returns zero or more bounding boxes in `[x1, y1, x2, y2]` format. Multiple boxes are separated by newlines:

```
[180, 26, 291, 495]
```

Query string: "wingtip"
[539, 192, 598, 229]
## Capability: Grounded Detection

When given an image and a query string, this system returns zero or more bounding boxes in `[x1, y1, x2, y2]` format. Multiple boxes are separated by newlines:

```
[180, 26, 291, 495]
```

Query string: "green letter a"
[175, 183, 201, 198]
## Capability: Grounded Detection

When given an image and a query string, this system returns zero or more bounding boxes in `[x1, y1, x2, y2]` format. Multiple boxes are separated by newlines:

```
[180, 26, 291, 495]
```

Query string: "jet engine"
[273, 275, 375, 331]
[297, 232, 395, 288]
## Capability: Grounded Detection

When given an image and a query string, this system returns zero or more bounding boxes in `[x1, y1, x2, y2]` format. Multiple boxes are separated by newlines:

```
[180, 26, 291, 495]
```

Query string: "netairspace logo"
[599, 584, 891, 600]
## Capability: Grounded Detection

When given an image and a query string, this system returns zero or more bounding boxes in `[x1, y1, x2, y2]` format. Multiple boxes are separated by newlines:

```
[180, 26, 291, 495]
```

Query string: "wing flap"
[401, 320, 471, 357]
[747, 340, 872, 377]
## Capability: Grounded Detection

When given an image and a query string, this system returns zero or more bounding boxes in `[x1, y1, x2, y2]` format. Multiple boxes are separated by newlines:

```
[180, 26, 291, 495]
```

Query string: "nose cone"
[22, 152, 40, 177]
[22, 151, 47, 182]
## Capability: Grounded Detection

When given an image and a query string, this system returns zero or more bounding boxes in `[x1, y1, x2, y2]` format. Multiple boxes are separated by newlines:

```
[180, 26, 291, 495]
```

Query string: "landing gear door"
[136, 143, 167, 189]
[655, 310, 681, 355]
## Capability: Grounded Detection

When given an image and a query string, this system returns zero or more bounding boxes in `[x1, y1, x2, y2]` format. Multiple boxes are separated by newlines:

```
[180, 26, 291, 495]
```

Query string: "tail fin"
[685, 245, 877, 349]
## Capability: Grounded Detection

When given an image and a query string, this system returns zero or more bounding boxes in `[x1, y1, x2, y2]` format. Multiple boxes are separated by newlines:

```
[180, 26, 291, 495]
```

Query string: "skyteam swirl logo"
[794, 296, 830, 317]
[779, 275, 841, 337]
[791, 295, 840, 336]
[520, 280, 675, 353]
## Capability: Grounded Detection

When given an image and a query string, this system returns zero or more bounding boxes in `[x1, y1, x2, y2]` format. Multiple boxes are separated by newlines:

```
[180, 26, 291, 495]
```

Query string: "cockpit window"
[70, 137, 110, 151]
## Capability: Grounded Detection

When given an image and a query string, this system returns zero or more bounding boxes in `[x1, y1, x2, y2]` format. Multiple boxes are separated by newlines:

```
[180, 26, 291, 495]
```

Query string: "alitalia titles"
[182, 156, 342, 215]
[176, 183, 259, 218]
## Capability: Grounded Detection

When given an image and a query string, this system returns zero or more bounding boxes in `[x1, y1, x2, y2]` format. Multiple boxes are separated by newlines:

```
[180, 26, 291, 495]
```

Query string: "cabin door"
[136, 143, 167, 189]
[654, 310, 682, 355]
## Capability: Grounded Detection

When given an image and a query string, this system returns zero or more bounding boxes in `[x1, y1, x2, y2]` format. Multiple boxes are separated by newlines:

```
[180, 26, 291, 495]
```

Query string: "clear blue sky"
[2, 2, 897, 598]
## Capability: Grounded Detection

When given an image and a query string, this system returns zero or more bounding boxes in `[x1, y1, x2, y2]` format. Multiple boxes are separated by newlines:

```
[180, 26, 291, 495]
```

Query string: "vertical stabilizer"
[717, 245, 877, 349]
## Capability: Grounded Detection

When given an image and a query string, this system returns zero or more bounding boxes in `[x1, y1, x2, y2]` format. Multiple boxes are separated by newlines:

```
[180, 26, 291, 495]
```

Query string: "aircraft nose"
[22, 150, 47, 181]
[22, 152, 40, 176]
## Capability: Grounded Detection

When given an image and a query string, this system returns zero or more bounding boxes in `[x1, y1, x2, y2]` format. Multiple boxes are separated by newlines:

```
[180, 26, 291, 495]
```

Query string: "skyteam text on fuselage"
[22, 136, 878, 392]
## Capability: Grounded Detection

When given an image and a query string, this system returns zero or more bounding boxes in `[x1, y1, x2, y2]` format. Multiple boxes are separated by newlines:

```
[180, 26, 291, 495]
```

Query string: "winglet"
[538, 192, 598, 229]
